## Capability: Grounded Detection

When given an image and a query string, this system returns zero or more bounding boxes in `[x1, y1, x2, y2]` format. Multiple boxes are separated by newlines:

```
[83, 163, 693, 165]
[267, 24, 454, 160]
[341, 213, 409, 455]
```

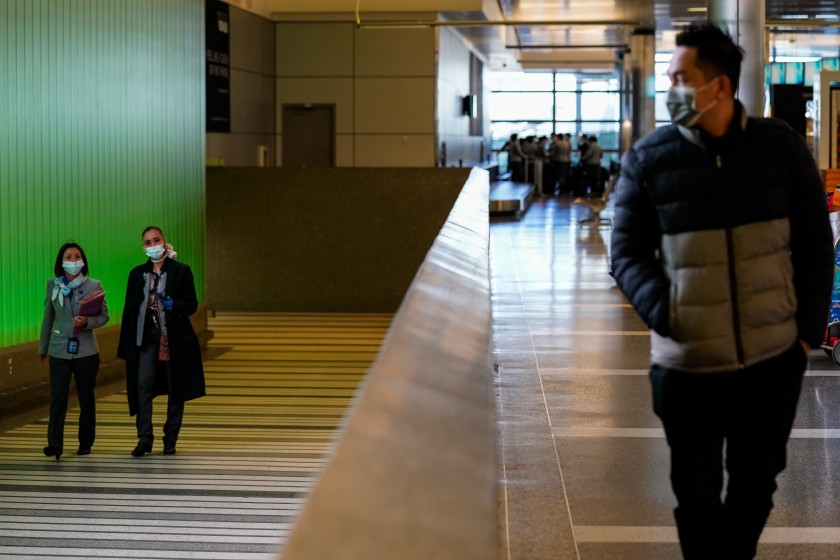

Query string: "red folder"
[78, 289, 106, 317]
[74, 290, 106, 335]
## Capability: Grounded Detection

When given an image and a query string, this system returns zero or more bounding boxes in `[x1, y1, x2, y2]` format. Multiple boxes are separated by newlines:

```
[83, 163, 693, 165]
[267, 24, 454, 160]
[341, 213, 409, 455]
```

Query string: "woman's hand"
[73, 316, 88, 329]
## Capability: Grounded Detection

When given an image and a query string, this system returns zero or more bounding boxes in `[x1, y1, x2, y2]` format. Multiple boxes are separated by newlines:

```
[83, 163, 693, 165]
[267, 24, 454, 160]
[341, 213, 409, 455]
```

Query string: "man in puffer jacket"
[611, 23, 833, 560]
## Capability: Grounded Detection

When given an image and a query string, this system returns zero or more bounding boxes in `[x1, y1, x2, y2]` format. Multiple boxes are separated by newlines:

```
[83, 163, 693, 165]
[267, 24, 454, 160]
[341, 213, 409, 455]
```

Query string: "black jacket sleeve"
[170, 264, 198, 318]
[787, 135, 834, 346]
[610, 147, 672, 336]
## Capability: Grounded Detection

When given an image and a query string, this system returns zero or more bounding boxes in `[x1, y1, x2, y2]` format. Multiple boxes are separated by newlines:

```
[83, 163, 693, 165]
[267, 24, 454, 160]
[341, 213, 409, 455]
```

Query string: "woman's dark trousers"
[136, 336, 184, 446]
[48, 354, 99, 451]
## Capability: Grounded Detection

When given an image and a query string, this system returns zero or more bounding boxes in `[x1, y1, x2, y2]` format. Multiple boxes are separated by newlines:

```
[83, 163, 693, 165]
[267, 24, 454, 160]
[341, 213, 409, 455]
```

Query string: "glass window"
[532, 122, 555, 138]
[488, 70, 625, 160]
[578, 123, 620, 151]
[488, 72, 554, 91]
[655, 62, 672, 91]
[489, 92, 554, 121]
[554, 93, 576, 120]
[491, 122, 524, 144]
[554, 73, 577, 91]
[580, 92, 619, 120]
[580, 77, 619, 91]
[655, 92, 670, 122]
[491, 122, 550, 143]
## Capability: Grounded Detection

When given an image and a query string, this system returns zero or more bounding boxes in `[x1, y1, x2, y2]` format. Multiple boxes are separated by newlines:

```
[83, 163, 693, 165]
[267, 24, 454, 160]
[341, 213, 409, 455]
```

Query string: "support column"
[708, 0, 766, 116]
[624, 28, 656, 146]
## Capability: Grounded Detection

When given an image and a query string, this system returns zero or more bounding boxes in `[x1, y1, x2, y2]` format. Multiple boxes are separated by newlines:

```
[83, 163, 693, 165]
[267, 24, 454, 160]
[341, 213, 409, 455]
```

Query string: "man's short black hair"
[675, 23, 744, 95]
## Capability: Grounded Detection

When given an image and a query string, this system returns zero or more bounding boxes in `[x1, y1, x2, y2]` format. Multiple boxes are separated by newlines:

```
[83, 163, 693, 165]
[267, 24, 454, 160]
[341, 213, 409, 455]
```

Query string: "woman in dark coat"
[117, 226, 205, 457]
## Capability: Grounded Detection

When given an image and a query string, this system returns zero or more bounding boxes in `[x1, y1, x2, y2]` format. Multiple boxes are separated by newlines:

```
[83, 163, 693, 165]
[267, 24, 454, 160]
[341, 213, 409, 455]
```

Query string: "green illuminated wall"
[0, 0, 206, 348]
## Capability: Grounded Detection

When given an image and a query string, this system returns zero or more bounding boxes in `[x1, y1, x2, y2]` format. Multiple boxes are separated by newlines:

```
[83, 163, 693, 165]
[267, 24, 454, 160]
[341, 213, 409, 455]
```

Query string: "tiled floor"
[492, 195, 840, 559]
[0, 313, 390, 559]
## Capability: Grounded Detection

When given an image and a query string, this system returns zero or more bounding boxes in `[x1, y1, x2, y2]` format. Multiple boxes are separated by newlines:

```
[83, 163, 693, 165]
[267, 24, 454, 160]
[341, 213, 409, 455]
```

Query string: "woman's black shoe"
[76, 447, 91, 456]
[43, 446, 62, 461]
[163, 439, 176, 456]
[131, 441, 152, 457]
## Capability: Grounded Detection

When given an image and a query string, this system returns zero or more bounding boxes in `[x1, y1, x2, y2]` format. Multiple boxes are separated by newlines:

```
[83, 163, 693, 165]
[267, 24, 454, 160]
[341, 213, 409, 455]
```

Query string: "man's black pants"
[650, 342, 807, 560]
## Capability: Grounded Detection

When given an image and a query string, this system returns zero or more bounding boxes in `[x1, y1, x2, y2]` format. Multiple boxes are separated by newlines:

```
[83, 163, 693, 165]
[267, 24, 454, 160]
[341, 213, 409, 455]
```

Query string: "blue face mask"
[145, 245, 166, 262]
[62, 260, 85, 275]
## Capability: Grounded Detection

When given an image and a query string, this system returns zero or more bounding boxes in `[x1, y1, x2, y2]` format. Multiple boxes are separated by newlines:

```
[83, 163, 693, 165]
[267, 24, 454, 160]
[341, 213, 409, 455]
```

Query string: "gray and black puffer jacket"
[611, 104, 834, 373]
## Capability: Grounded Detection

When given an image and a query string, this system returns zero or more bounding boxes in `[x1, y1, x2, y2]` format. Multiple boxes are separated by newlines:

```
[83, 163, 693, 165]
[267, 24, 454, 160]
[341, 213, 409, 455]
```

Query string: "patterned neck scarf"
[51, 275, 86, 307]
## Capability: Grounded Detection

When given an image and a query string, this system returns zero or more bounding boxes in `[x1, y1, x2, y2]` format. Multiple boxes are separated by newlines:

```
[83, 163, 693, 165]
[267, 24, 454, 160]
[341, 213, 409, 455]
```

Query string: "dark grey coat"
[117, 258, 205, 416]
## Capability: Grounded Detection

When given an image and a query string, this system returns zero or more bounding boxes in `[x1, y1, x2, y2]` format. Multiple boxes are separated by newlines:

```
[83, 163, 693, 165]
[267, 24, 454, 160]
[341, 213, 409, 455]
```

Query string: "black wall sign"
[206, 0, 230, 133]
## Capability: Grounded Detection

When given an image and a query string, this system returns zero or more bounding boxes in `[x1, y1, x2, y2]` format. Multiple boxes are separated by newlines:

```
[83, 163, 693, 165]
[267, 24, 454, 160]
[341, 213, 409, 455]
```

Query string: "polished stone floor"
[492, 196, 840, 559]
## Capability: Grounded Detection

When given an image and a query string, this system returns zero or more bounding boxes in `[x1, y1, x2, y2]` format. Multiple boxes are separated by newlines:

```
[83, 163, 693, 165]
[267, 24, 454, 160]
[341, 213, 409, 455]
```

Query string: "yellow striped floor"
[0, 312, 391, 559]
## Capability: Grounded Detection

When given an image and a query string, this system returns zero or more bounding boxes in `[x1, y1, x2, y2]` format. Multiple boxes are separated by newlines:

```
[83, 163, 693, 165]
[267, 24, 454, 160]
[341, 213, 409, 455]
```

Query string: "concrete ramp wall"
[205, 168, 471, 312]
[279, 168, 496, 559]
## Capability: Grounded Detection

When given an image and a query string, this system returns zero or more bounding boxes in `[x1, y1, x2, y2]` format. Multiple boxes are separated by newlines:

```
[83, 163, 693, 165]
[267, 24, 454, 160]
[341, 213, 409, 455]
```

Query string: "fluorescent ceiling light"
[815, 14, 839, 19]
[779, 14, 809, 19]
[687, 7, 707, 12]
[772, 56, 821, 62]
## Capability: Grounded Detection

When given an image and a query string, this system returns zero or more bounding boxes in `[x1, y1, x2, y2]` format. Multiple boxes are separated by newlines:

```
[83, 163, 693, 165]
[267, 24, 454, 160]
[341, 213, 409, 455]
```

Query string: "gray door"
[282, 104, 335, 167]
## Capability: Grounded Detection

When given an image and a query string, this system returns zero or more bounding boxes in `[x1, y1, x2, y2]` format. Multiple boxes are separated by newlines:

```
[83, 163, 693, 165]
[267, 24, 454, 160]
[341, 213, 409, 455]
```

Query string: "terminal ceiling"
[268, 0, 840, 71]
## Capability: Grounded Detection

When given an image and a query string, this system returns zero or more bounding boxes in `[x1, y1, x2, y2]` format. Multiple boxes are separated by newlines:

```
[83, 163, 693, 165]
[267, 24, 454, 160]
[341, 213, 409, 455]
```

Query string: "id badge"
[67, 337, 79, 355]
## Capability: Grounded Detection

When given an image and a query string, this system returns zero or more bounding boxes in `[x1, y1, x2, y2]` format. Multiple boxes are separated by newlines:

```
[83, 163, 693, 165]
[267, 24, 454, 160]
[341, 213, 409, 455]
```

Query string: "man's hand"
[800, 340, 811, 354]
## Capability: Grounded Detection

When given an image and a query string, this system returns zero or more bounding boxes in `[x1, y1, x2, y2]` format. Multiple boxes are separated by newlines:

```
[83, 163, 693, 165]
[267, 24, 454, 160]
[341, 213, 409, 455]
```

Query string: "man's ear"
[717, 75, 733, 98]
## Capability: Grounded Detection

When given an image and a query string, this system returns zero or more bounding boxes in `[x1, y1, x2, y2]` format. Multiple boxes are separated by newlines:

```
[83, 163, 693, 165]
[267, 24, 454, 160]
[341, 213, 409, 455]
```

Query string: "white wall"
[436, 27, 491, 169]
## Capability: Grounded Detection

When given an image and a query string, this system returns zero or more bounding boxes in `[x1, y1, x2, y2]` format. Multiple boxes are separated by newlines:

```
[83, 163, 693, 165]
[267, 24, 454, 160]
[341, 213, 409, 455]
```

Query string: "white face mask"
[145, 245, 166, 262]
[666, 77, 720, 128]
[62, 260, 85, 275]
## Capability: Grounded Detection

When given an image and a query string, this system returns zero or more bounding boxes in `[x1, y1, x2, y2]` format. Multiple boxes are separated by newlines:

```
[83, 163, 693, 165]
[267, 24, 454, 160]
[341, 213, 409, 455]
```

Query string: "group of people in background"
[498, 131, 606, 197]
[38, 226, 205, 461]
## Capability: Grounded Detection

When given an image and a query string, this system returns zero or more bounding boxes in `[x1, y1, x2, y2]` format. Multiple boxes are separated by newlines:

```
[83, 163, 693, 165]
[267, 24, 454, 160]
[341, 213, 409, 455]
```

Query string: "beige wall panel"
[276, 22, 353, 76]
[231, 69, 276, 134]
[276, 77, 354, 133]
[355, 78, 435, 134]
[354, 28, 436, 77]
[354, 134, 436, 167]
[207, 133, 277, 167]
[276, 134, 283, 166]
[335, 134, 355, 167]
[230, 7, 275, 75]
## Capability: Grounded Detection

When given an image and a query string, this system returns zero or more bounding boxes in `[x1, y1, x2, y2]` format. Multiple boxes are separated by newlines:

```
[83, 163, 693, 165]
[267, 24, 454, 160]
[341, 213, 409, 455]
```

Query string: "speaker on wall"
[461, 94, 477, 118]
